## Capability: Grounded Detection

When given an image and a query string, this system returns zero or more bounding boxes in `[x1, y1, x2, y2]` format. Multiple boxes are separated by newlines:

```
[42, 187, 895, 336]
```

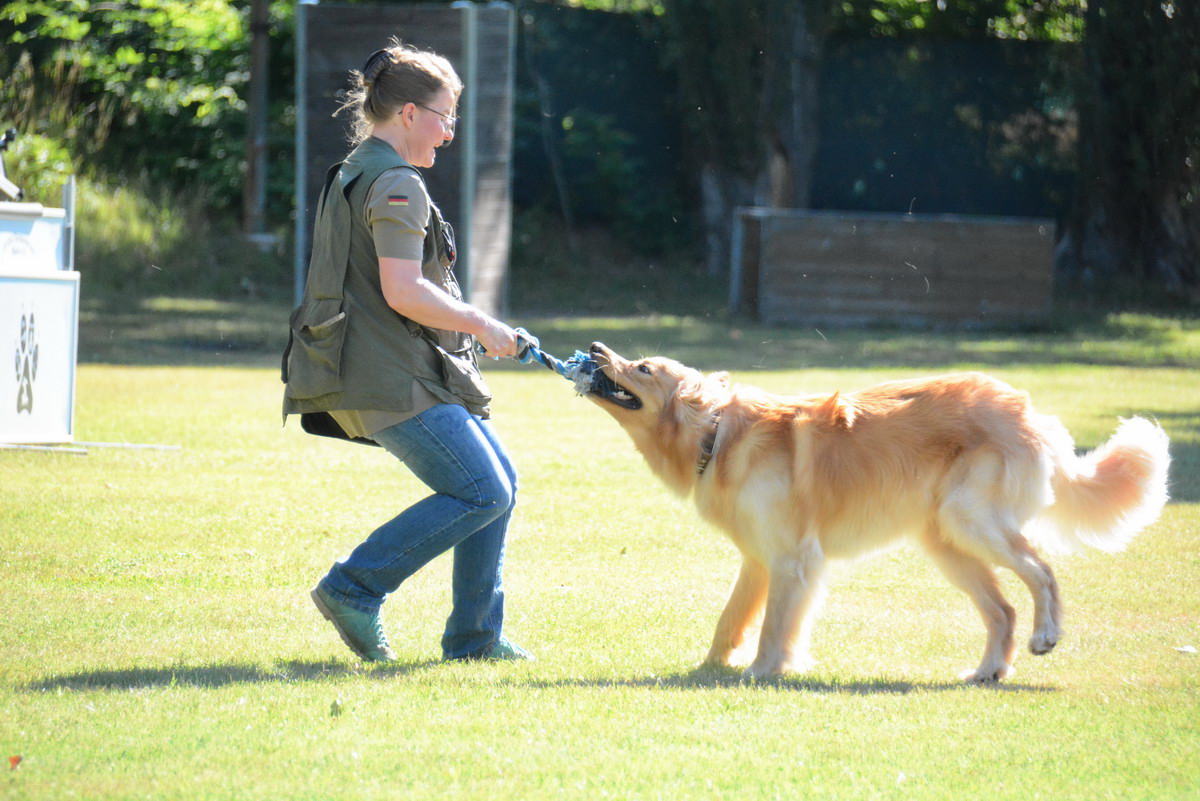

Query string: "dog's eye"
[638, 364, 652, 375]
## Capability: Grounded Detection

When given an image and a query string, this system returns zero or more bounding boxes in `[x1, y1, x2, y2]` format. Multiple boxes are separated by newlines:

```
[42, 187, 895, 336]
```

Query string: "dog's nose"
[590, 342, 606, 355]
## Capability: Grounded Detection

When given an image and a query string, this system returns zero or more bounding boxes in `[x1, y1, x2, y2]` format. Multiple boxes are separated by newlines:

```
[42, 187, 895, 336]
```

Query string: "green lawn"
[2, 298, 1198, 799]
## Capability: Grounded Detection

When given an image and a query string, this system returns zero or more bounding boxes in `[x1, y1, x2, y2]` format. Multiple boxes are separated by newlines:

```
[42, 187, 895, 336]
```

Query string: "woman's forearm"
[386, 275, 490, 336]
[379, 256, 517, 355]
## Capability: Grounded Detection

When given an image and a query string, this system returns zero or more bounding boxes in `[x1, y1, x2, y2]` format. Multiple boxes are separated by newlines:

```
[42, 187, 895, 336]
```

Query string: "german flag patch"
[387, 195, 409, 206]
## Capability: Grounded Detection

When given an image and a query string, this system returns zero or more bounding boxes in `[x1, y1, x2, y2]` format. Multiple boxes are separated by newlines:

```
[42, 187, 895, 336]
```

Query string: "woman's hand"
[476, 318, 519, 359]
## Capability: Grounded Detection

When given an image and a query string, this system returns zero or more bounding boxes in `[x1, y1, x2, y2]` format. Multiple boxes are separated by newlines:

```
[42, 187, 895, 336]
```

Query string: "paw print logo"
[14, 311, 38, 414]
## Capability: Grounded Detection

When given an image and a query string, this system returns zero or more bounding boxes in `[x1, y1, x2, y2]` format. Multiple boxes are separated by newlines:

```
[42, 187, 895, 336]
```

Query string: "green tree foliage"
[1, 1, 296, 294]
[1, 0, 252, 209]
[513, 3, 691, 255]
[838, 0, 1084, 40]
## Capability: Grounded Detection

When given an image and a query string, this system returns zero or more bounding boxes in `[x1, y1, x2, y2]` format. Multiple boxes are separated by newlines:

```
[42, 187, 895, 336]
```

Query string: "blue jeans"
[317, 403, 517, 659]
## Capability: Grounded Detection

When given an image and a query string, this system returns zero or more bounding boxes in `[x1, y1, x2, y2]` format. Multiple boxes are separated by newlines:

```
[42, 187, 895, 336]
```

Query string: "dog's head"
[584, 342, 704, 416]
[585, 342, 730, 491]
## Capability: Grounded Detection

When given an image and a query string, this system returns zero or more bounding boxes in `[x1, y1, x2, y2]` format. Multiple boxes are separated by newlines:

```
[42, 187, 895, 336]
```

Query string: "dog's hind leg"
[744, 537, 826, 680]
[922, 533, 1016, 683]
[705, 556, 768, 667]
[940, 503, 1061, 658]
[986, 532, 1062, 656]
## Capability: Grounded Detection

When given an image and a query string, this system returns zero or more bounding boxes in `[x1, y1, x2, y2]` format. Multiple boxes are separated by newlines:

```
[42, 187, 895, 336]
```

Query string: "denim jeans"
[317, 402, 517, 659]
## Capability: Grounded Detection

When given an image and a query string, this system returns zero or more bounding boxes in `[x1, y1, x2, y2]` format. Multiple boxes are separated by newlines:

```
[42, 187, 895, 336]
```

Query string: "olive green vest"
[282, 137, 491, 433]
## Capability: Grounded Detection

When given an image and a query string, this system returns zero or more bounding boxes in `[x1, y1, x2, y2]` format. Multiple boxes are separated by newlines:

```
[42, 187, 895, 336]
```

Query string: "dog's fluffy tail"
[1027, 417, 1170, 553]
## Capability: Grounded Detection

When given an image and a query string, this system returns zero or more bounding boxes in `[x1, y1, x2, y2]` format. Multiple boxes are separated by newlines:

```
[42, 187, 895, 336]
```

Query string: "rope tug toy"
[477, 328, 598, 394]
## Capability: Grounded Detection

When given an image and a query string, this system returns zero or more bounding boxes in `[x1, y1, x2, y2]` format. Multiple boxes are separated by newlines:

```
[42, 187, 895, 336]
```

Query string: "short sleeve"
[366, 168, 430, 261]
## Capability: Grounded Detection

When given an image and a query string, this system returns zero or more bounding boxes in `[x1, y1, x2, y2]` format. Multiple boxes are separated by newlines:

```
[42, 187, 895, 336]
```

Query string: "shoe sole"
[447, 640, 535, 662]
[311, 587, 371, 661]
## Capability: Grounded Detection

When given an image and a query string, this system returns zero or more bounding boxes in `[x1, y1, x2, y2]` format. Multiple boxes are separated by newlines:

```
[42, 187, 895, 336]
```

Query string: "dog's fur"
[585, 343, 1170, 682]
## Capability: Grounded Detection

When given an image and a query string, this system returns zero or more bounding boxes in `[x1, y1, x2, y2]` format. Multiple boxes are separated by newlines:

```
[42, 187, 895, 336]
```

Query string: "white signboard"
[0, 202, 67, 272]
[0, 271, 79, 444]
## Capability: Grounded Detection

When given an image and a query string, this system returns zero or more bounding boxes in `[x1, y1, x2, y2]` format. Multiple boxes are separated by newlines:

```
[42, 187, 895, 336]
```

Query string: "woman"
[283, 42, 531, 663]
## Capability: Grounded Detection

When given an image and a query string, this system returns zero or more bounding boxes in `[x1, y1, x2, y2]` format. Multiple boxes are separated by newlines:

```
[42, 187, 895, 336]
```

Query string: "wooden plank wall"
[304, 4, 513, 317]
[735, 209, 1054, 328]
[468, 9, 516, 318]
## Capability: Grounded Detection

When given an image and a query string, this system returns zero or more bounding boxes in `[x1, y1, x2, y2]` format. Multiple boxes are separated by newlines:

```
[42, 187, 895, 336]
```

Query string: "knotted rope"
[478, 328, 597, 394]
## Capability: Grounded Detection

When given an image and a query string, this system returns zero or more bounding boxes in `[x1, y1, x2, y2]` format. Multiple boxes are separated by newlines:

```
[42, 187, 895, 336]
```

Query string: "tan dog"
[584, 343, 1170, 682]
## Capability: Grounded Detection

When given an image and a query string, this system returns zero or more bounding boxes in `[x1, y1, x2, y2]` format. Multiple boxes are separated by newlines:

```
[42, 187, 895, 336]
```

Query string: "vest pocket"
[285, 299, 349, 399]
[431, 343, 491, 410]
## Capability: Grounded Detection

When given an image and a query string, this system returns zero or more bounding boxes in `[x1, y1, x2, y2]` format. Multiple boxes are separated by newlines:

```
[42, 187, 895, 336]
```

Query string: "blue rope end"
[562, 350, 598, 394]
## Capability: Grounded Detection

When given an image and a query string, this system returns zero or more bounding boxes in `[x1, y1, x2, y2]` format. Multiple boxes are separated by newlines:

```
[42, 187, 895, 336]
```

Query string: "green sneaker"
[310, 586, 396, 663]
[455, 637, 535, 662]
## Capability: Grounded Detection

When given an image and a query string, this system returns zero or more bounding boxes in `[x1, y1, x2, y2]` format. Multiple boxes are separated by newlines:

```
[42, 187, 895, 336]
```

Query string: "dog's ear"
[678, 370, 730, 407]
[815, 391, 856, 430]
[677, 374, 708, 406]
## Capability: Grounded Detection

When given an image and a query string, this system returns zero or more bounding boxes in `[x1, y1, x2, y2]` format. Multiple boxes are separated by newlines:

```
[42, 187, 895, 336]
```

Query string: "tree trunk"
[667, 0, 828, 276]
[699, 164, 754, 278]
[762, 0, 823, 211]
[242, 0, 270, 237]
[1145, 188, 1200, 297]
[1062, 0, 1200, 297]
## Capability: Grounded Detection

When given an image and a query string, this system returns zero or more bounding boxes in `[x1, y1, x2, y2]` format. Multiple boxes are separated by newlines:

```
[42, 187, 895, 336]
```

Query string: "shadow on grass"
[24, 658, 442, 692]
[517, 664, 1057, 695]
[26, 660, 1055, 696]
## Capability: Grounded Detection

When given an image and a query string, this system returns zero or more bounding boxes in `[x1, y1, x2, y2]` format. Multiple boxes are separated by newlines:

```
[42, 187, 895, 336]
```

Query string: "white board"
[0, 271, 80, 444]
[0, 202, 68, 272]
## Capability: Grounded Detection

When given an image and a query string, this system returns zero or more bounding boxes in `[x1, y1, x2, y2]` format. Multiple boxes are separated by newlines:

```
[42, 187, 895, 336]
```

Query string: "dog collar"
[696, 412, 722, 475]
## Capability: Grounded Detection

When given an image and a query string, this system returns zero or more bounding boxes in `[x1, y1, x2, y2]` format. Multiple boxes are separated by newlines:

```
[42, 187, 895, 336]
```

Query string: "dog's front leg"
[704, 556, 768, 667]
[744, 537, 826, 680]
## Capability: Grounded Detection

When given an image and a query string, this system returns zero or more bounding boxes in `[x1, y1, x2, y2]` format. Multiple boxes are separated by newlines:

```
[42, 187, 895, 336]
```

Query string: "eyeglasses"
[413, 102, 458, 134]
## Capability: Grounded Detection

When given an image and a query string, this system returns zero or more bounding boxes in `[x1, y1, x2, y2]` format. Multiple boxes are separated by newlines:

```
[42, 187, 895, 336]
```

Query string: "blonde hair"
[339, 39, 463, 145]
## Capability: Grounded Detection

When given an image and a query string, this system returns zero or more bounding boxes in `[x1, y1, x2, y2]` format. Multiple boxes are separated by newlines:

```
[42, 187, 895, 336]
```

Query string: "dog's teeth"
[614, 391, 632, 400]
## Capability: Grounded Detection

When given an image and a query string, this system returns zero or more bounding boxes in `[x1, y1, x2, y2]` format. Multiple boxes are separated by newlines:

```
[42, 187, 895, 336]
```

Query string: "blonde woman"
[284, 42, 530, 663]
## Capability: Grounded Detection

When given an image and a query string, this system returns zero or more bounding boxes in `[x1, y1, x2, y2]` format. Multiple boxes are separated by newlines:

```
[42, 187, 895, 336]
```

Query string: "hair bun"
[362, 49, 391, 83]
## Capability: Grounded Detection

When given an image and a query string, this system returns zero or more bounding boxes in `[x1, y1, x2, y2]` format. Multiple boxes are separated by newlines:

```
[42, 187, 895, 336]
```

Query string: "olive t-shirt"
[330, 167, 443, 439]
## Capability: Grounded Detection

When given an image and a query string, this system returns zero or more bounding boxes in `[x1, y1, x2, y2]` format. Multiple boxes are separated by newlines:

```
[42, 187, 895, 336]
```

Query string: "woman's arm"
[379, 256, 519, 357]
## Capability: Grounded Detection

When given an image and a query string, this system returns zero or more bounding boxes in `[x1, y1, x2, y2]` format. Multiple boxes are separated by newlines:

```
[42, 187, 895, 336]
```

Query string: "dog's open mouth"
[588, 369, 642, 410]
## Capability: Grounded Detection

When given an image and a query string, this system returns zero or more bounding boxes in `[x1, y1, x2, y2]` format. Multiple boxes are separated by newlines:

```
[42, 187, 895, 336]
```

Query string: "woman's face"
[406, 87, 456, 168]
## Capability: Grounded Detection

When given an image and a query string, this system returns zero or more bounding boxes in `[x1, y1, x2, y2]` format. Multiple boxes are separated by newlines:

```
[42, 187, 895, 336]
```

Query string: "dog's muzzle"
[587, 342, 643, 410]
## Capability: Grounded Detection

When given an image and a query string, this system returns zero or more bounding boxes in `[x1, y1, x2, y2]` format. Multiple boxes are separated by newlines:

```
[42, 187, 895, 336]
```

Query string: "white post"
[63, 175, 76, 271]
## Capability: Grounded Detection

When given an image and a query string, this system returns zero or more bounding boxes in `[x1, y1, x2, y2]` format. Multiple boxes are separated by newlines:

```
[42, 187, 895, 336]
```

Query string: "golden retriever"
[584, 343, 1170, 682]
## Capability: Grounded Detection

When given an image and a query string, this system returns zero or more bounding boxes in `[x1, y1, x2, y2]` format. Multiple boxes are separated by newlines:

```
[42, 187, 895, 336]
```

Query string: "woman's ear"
[397, 102, 417, 127]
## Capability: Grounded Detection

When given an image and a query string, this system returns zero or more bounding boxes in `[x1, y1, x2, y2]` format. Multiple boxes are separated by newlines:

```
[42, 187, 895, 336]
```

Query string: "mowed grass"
[2, 298, 1199, 799]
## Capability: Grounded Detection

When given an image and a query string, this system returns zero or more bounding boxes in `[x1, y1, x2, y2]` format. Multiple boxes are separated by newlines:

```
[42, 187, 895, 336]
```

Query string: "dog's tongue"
[562, 351, 599, 395]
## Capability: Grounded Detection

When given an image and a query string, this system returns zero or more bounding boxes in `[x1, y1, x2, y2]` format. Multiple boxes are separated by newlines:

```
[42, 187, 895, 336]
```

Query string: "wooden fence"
[730, 208, 1055, 328]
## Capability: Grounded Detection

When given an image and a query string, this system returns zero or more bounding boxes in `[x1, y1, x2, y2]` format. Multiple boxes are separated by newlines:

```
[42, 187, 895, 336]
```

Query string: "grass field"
[2, 297, 1199, 799]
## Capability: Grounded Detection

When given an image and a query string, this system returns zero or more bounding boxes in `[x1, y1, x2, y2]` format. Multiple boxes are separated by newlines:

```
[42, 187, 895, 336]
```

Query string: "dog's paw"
[701, 650, 734, 668]
[740, 652, 815, 681]
[741, 665, 775, 682]
[742, 660, 791, 682]
[959, 663, 1013, 684]
[1029, 630, 1059, 656]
